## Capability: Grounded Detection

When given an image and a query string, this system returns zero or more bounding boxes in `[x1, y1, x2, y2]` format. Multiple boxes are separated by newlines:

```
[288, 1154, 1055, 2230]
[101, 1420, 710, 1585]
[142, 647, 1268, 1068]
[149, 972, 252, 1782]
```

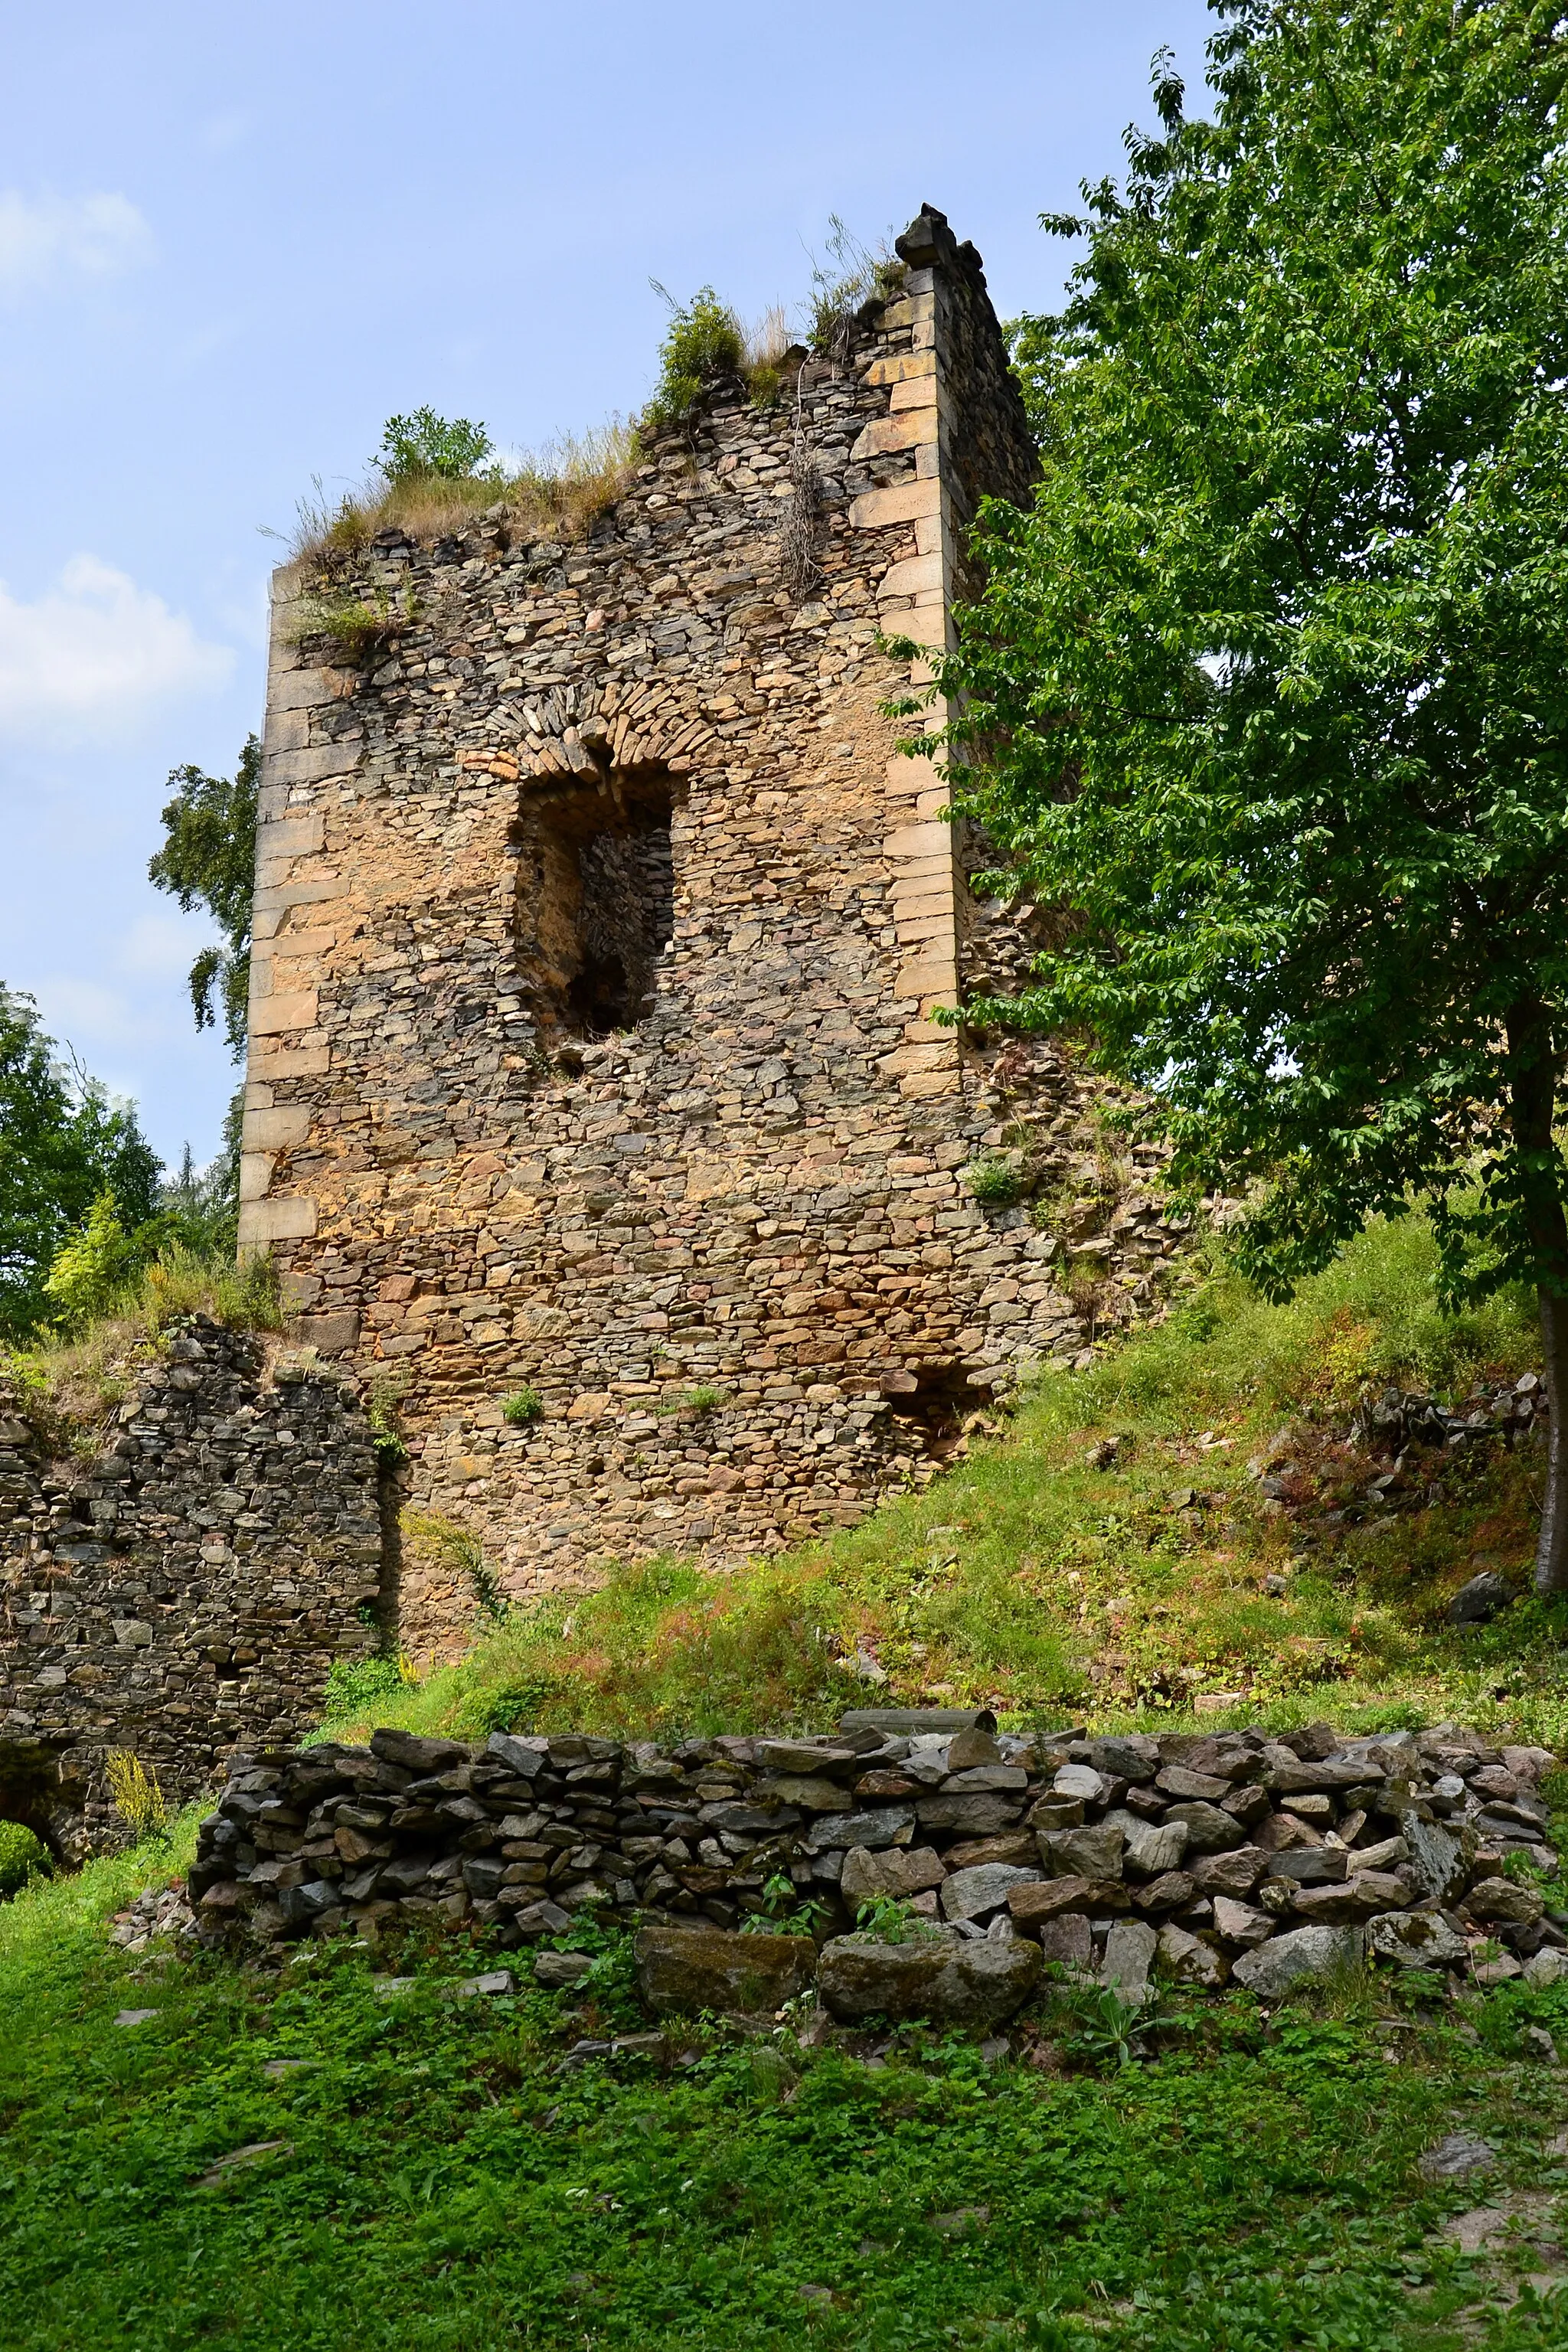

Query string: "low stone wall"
[189, 1710, 1563, 1997]
[0, 1318, 384, 1859]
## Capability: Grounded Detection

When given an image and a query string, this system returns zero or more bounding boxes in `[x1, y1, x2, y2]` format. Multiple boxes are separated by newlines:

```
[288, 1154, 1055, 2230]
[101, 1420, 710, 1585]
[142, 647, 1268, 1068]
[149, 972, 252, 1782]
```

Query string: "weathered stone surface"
[1009, 1876, 1129, 1927]
[534, 1951, 596, 1989]
[1367, 1910, 1468, 1969]
[817, 1929, 1040, 2026]
[1161, 1802, 1246, 1854]
[1157, 1926, 1229, 1988]
[230, 207, 1180, 1651]
[1044, 1824, 1125, 1880]
[1290, 1870, 1413, 1924]
[839, 1844, 946, 1912]
[939, 1862, 1040, 1923]
[1101, 1920, 1158, 1996]
[1037, 1913, 1093, 1969]
[1211, 1897, 1274, 1950]
[634, 1926, 815, 2017]
[804, 1806, 914, 1854]
[0, 1325, 382, 1857]
[1191, 1845, 1269, 1898]
[1466, 1876, 1544, 1926]
[1231, 1925, 1363, 1997]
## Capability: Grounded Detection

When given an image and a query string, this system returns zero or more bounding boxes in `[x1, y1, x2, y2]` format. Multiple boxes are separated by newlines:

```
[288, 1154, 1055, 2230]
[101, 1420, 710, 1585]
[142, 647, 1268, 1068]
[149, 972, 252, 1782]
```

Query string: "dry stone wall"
[0, 1320, 383, 1859]
[190, 1712, 1565, 2001]
[237, 206, 1187, 1657]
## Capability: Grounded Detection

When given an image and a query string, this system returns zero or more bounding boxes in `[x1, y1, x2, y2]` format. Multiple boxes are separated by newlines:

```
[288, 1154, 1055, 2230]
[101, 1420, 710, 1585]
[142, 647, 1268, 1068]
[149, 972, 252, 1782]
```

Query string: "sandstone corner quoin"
[237, 204, 1187, 1648]
[0, 210, 1195, 1853]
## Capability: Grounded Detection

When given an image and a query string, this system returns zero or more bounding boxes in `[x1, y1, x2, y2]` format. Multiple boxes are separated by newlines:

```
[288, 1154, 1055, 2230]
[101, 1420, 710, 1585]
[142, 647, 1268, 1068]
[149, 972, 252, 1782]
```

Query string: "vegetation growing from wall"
[147, 737, 259, 1066]
[318, 1211, 1566, 1751]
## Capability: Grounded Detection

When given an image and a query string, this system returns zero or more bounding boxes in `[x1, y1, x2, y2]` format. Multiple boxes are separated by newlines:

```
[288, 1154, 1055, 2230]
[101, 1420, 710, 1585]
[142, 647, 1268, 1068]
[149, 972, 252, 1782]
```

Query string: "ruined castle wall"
[0, 1322, 382, 1858]
[236, 209, 1184, 1659]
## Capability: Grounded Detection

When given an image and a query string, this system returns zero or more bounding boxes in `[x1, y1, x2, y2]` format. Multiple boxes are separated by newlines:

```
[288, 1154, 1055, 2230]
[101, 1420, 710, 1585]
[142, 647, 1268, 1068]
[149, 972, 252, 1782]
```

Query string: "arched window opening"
[512, 766, 678, 1039]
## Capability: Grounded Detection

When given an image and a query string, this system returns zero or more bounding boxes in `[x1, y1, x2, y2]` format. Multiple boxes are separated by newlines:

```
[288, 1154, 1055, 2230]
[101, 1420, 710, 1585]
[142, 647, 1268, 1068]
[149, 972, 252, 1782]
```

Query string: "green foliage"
[962, 1153, 1024, 1209]
[643, 286, 744, 429]
[322, 1652, 411, 1719]
[377, 408, 495, 483]
[0, 985, 162, 1340]
[403, 1508, 508, 1624]
[147, 735, 259, 1063]
[936, 5, 1568, 1346]
[288, 588, 415, 665]
[740, 1873, 830, 1937]
[853, 1895, 923, 1945]
[42, 1191, 145, 1331]
[5, 1834, 1568, 2350]
[679, 1384, 727, 1415]
[365, 1373, 410, 1465]
[501, 1387, 544, 1426]
[0, 1821, 48, 1899]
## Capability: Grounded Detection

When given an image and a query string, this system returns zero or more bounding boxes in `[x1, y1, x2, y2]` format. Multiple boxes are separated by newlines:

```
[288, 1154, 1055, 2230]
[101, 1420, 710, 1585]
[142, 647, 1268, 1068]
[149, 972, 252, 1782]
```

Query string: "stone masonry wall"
[189, 1712, 1564, 2001]
[0, 1319, 383, 1860]
[237, 205, 1184, 1661]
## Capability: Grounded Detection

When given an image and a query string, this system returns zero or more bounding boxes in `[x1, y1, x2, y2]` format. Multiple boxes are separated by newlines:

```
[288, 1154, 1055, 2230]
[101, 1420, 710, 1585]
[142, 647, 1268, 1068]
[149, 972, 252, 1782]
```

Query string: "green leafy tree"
[931, 1, 1568, 1589]
[147, 733, 259, 1062]
[0, 987, 161, 1338]
[377, 408, 495, 482]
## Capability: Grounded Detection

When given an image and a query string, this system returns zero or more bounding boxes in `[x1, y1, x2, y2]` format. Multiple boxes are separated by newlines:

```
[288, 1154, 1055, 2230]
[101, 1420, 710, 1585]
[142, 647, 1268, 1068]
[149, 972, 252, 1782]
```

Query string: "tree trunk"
[1506, 1002, 1568, 1594]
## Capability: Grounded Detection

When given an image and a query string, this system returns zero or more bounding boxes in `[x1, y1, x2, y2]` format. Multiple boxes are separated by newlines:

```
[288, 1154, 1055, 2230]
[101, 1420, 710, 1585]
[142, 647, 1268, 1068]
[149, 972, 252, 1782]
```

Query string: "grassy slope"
[5, 1841, 1568, 2350]
[12, 1220, 1568, 2350]
[324, 1214, 1567, 1753]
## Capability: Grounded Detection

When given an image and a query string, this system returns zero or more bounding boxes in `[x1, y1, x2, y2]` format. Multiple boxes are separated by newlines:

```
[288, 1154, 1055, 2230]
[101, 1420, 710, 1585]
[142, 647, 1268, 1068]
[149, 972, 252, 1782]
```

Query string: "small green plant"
[44, 1194, 146, 1331]
[854, 1894, 924, 1945]
[643, 285, 744, 430]
[482, 1674, 559, 1733]
[104, 1751, 168, 1844]
[403, 1509, 508, 1623]
[321, 1652, 413, 1717]
[741, 1873, 830, 1937]
[366, 1371, 409, 1465]
[962, 1154, 1024, 1209]
[288, 587, 415, 665]
[503, 1387, 544, 1426]
[378, 408, 495, 483]
[1050, 1981, 1174, 2072]
[806, 215, 905, 358]
[0, 1821, 50, 1899]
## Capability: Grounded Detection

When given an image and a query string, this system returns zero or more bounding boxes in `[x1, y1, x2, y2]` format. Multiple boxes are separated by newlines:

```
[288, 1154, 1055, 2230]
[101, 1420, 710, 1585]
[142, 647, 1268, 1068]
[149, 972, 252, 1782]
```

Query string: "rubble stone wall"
[235, 205, 1189, 1659]
[190, 1713, 1563, 1996]
[0, 1320, 383, 1859]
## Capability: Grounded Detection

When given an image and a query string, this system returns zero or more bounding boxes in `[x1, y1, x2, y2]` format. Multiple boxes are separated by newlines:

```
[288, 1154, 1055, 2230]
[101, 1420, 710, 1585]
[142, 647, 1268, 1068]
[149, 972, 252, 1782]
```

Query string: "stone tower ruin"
[237, 207, 1179, 1657]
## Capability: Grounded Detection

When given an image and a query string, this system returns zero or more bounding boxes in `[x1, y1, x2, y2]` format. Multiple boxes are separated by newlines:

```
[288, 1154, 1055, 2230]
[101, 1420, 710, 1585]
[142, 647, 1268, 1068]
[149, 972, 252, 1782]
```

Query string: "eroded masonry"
[237, 207, 1186, 1657]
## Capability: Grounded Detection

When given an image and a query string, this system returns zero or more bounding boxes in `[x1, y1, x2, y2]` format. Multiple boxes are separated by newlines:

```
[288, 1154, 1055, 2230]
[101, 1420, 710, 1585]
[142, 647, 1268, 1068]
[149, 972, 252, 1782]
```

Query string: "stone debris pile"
[109, 1880, 199, 1952]
[1349, 1377, 1547, 1457]
[188, 1711, 1562, 2004]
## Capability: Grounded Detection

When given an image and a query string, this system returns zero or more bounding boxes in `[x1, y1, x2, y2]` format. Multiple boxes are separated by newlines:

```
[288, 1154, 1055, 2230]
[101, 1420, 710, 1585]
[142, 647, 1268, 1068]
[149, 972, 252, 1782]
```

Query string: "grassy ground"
[6, 1830, 1568, 2350]
[10, 1218, 1568, 2346]
[322, 1214, 1568, 1755]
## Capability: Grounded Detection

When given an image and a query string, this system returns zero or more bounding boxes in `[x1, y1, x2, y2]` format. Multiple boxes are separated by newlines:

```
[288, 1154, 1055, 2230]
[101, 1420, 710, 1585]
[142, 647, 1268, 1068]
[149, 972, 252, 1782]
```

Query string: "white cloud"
[0, 190, 152, 297]
[0, 557, 234, 742]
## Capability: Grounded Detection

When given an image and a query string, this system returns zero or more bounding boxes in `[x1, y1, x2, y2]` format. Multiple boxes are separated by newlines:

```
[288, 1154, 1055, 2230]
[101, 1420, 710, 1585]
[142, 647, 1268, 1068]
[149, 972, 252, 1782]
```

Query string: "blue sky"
[0, 0, 1214, 1171]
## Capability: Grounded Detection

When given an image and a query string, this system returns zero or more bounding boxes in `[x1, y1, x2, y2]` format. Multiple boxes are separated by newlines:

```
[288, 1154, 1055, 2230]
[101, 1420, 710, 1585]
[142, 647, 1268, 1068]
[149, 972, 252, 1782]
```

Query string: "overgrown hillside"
[322, 1215, 1565, 1755]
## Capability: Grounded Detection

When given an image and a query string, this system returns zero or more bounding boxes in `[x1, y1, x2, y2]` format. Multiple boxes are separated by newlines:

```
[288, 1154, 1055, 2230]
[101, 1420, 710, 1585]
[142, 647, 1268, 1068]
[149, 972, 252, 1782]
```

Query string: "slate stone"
[1366, 1909, 1468, 1968]
[371, 1729, 469, 1775]
[1265, 1847, 1349, 1886]
[915, 1792, 1025, 1837]
[1419, 2132, 1496, 2180]
[1156, 1925, 1229, 1987]
[1290, 1870, 1411, 1924]
[1449, 1571, 1513, 1625]
[483, 1733, 544, 1779]
[1191, 1845, 1269, 1897]
[1231, 1924, 1363, 1996]
[803, 1805, 914, 1853]
[1131, 1871, 1197, 1915]
[1101, 1920, 1158, 1996]
[1053, 1763, 1106, 1803]
[1211, 1897, 1274, 1949]
[939, 1862, 1042, 1923]
[840, 1844, 946, 1912]
[1036, 1913, 1093, 1968]
[534, 1950, 596, 1989]
[1467, 1875, 1544, 1926]
[1010, 1875, 1129, 1926]
[1161, 1802, 1246, 1854]
[1046, 1824, 1125, 1880]
[817, 1929, 1040, 2027]
[634, 1926, 816, 2017]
